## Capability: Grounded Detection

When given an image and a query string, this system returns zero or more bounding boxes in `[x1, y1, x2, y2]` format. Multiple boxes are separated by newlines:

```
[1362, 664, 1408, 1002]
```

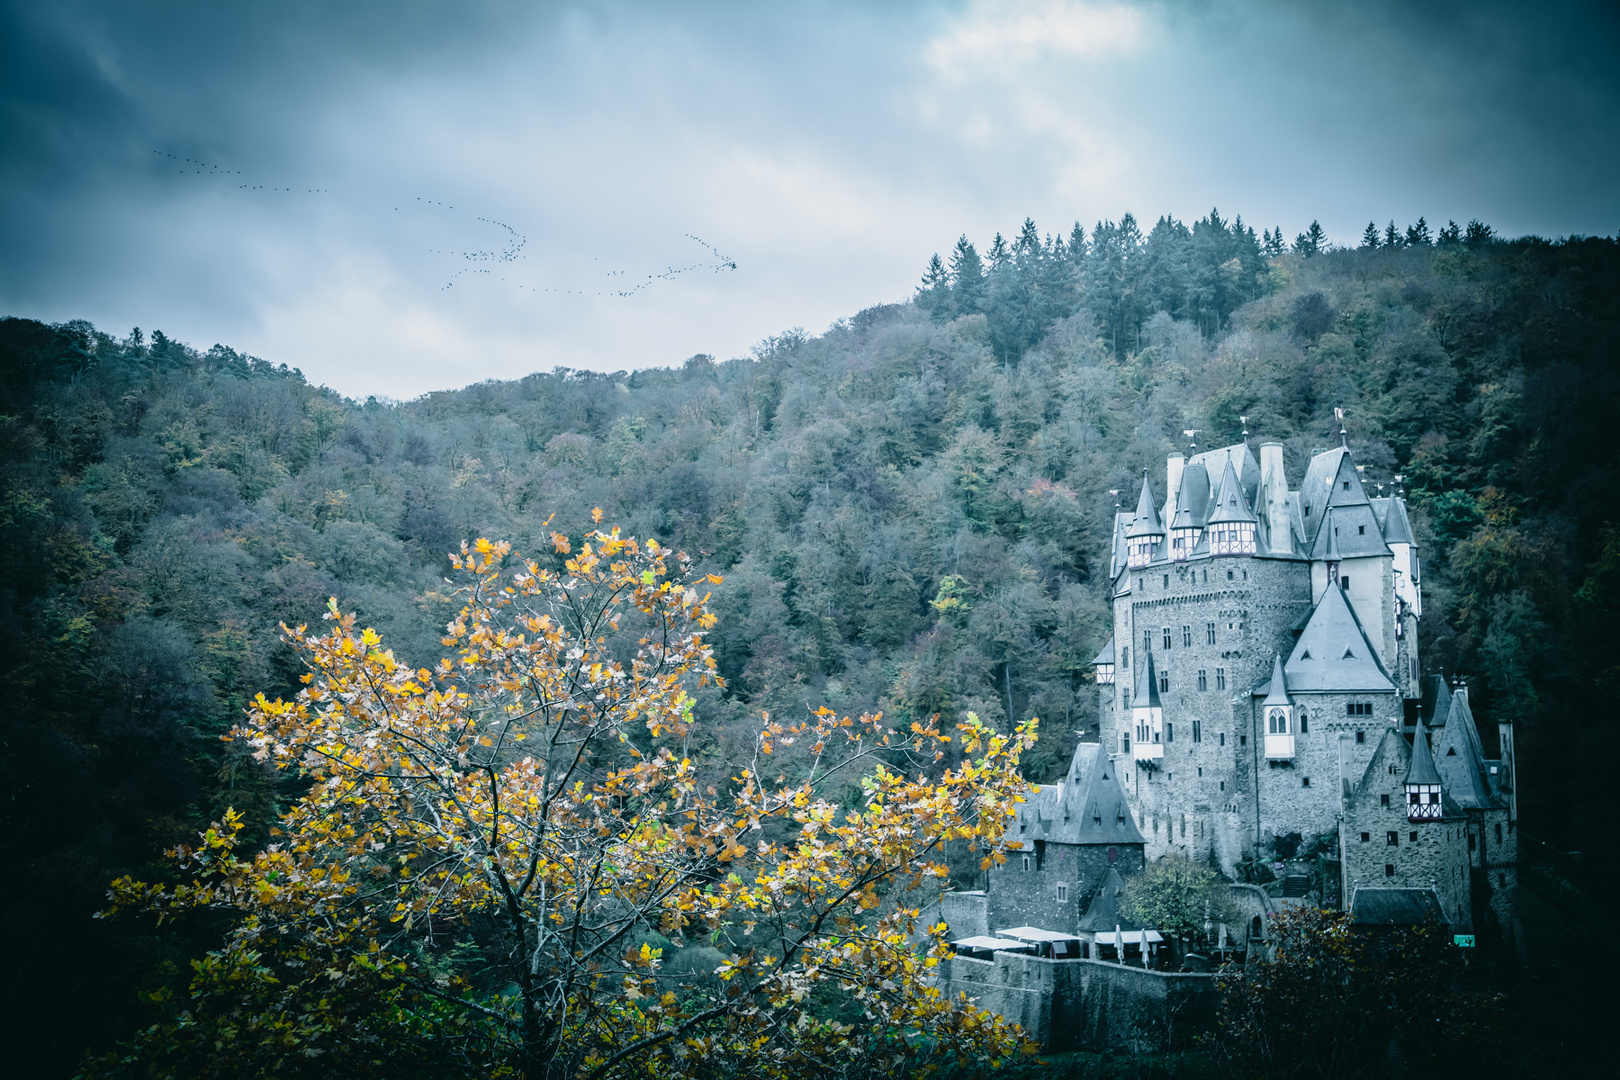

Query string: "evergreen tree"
[1292, 220, 1326, 257]
[1438, 220, 1462, 246]
[1465, 219, 1495, 247]
[986, 231, 1012, 271]
[917, 252, 949, 320]
[1383, 220, 1404, 249]
[1361, 221, 1382, 249]
[947, 235, 985, 316]
[1067, 220, 1087, 262]
[1406, 216, 1432, 246]
[1262, 227, 1287, 258]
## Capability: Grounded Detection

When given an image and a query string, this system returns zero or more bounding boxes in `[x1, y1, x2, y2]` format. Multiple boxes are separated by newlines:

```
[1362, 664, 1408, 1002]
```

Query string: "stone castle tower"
[1092, 439, 1425, 871]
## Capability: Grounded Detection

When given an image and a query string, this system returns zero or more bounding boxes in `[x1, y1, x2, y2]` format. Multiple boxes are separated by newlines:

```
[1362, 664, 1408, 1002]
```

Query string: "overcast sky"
[3, 0, 1616, 399]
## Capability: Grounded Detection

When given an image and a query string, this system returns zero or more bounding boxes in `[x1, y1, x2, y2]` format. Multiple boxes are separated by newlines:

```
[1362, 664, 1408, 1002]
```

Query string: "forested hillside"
[4, 217, 1618, 1075]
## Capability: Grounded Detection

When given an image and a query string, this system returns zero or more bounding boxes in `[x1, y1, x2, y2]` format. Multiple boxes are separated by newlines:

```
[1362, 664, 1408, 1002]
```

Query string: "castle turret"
[1130, 649, 1164, 764]
[1125, 473, 1163, 568]
[1207, 456, 1259, 556]
[1405, 719, 1443, 821]
[1261, 654, 1294, 760]
[1164, 452, 1185, 531]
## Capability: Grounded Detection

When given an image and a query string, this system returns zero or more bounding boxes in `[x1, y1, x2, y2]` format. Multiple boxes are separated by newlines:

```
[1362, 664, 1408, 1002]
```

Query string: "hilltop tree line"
[2, 215, 1618, 1075]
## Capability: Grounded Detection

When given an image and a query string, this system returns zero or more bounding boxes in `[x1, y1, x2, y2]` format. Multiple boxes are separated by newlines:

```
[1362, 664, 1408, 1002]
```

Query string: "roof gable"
[1433, 691, 1497, 809]
[1406, 720, 1442, 785]
[1207, 456, 1259, 525]
[1284, 586, 1395, 692]
[1350, 726, 1409, 810]
[1125, 474, 1163, 537]
[1077, 867, 1140, 933]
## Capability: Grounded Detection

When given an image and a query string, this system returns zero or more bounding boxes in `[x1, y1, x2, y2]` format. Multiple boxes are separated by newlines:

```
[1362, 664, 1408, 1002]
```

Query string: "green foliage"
[1120, 856, 1237, 947]
[5, 221, 1620, 1075]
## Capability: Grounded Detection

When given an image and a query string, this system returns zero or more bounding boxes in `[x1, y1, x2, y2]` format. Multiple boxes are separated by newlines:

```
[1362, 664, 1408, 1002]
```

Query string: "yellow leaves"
[551, 531, 571, 554]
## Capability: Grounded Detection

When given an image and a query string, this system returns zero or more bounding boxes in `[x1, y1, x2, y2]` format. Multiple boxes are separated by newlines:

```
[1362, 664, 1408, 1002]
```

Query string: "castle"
[981, 437, 1517, 948]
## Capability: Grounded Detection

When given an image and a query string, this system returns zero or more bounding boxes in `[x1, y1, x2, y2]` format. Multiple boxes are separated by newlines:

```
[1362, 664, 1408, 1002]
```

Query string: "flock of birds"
[153, 149, 736, 298]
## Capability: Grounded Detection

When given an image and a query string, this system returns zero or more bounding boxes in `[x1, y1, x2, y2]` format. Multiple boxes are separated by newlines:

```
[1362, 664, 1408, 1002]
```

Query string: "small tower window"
[1163, 627, 1173, 649]
[1183, 625, 1192, 647]
[1381, 794, 1390, 806]
[1360, 832, 1370, 842]
[1206, 621, 1216, 644]
[1356, 730, 1366, 744]
[1057, 883, 1069, 903]
[1163, 574, 1170, 589]
[1166, 722, 1174, 742]
[1344, 480, 1351, 490]
[1216, 668, 1226, 690]
[1358, 525, 1366, 535]
[1385, 864, 1395, 877]
[1193, 720, 1202, 742]
[1198, 670, 1208, 691]
[1022, 855, 1032, 872]
[1219, 733, 1226, 746]
[1159, 672, 1169, 693]
[1299, 710, 1309, 733]
[1387, 831, 1399, 846]
[1302, 777, 1311, 787]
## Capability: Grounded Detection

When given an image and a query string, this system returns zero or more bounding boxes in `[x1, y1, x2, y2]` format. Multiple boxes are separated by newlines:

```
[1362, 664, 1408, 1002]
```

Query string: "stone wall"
[944, 953, 1218, 1053]
[987, 843, 1144, 934]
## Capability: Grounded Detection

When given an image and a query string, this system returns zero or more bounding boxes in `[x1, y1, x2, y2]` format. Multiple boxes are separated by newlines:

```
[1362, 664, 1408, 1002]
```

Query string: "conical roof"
[1091, 637, 1115, 667]
[1206, 456, 1258, 525]
[1261, 655, 1291, 706]
[1125, 473, 1164, 537]
[1134, 648, 1162, 708]
[1433, 691, 1497, 809]
[1077, 867, 1141, 934]
[1284, 585, 1395, 692]
[1405, 719, 1442, 786]
[1169, 464, 1211, 529]
[1381, 496, 1416, 546]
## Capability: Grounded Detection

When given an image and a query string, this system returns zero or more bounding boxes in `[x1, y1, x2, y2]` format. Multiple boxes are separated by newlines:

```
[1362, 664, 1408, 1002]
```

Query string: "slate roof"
[1188, 442, 1260, 509]
[1261, 654, 1291, 706]
[1169, 463, 1211, 529]
[1350, 887, 1448, 927]
[1405, 719, 1442, 786]
[1125, 474, 1164, 538]
[1420, 675, 1454, 731]
[1308, 505, 1391, 560]
[1207, 456, 1259, 525]
[1349, 727, 1464, 818]
[1092, 637, 1115, 666]
[1379, 496, 1416, 546]
[1006, 742, 1146, 847]
[1433, 691, 1499, 810]
[1135, 648, 1163, 708]
[1303, 450, 1392, 558]
[1110, 512, 1130, 580]
[1282, 585, 1396, 692]
[1076, 867, 1140, 934]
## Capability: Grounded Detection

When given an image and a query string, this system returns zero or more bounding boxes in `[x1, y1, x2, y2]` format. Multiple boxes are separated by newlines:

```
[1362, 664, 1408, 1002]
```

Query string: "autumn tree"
[94, 524, 1038, 1079]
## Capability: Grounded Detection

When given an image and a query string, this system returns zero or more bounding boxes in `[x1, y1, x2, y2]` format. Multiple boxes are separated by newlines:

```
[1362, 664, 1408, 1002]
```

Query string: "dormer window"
[1343, 480, 1351, 490]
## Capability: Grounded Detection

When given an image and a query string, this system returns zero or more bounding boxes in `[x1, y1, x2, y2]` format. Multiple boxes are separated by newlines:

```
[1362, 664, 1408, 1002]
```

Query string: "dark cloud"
[1, 1, 1615, 397]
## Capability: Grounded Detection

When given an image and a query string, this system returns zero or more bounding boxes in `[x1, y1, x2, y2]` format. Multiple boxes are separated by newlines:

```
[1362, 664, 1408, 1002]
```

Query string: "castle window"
[1341, 576, 1350, 591]
[1360, 832, 1370, 842]
[1347, 703, 1373, 717]
[1216, 668, 1226, 690]
[1166, 723, 1174, 742]
[1385, 864, 1395, 877]
[1227, 569, 1235, 581]
[1022, 855, 1031, 872]
[1183, 625, 1192, 647]
[1198, 670, 1208, 691]
[1356, 730, 1365, 744]
[1220, 733, 1226, 746]
[1163, 627, 1173, 649]
[1197, 766, 1203, 776]
[1121, 647, 1129, 670]
[1468, 834, 1476, 851]
[1240, 734, 1246, 746]
[1344, 480, 1351, 490]
[1057, 883, 1068, 903]
[1093, 815, 1101, 826]
[1300, 711, 1309, 733]
[1387, 831, 1399, 846]
[1305, 503, 1311, 517]
[1381, 794, 1390, 806]
[1302, 777, 1310, 787]
[1193, 720, 1202, 742]
[1159, 672, 1170, 693]
[1219, 780, 1225, 791]
[1107, 846, 1118, 862]
[1203, 569, 1208, 583]
[1358, 525, 1366, 535]
[1144, 630, 1153, 654]
[1035, 840, 1046, 870]
[1206, 621, 1216, 644]
[1495, 823, 1503, 843]
[1410, 831, 1418, 842]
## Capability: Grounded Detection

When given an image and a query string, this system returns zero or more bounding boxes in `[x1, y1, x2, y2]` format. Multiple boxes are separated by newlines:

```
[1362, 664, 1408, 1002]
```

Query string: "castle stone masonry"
[954, 435, 1520, 1049]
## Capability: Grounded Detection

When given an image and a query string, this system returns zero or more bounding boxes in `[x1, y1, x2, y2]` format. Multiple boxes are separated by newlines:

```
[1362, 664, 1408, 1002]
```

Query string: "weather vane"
[1183, 429, 1198, 450]
[1240, 415, 1249, 438]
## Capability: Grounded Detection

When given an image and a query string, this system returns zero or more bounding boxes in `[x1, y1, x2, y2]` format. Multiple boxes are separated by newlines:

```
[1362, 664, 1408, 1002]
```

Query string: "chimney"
[1165, 452, 1186, 527]
[1259, 442, 1291, 555]
[1498, 719, 1517, 826]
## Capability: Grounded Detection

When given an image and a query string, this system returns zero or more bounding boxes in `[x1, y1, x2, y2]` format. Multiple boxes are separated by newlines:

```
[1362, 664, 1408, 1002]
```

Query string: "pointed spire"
[1406, 717, 1442, 786]
[1207, 455, 1258, 524]
[1135, 648, 1162, 709]
[1125, 471, 1164, 537]
[1261, 654, 1290, 706]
